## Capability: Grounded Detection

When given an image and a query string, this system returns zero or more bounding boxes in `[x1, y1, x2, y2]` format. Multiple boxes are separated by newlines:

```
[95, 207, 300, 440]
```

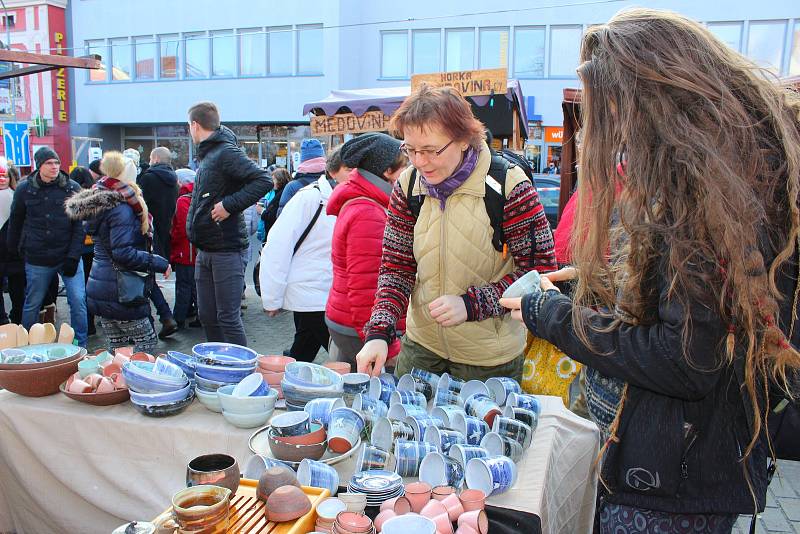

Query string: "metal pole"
[0, 0, 17, 127]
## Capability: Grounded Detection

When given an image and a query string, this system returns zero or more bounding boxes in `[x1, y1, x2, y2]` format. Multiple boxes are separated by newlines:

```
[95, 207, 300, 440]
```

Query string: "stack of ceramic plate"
[346, 470, 404, 507]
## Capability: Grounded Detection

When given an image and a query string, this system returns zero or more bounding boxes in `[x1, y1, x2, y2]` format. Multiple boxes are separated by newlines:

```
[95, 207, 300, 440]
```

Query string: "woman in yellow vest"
[356, 85, 557, 380]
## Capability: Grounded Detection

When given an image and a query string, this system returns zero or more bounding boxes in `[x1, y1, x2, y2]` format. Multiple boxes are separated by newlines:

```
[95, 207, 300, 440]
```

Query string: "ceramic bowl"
[258, 354, 295, 372]
[0, 343, 82, 370]
[271, 410, 311, 436]
[0, 349, 85, 397]
[273, 421, 326, 445]
[381, 514, 436, 534]
[258, 369, 284, 386]
[232, 373, 270, 397]
[242, 455, 289, 480]
[194, 362, 256, 384]
[152, 358, 187, 380]
[322, 361, 351, 374]
[267, 429, 326, 462]
[186, 454, 240, 493]
[222, 409, 273, 429]
[280, 378, 343, 407]
[122, 361, 188, 394]
[165, 351, 197, 377]
[194, 386, 223, 413]
[129, 382, 193, 406]
[283, 362, 343, 388]
[216, 384, 277, 414]
[265, 485, 311, 523]
[256, 465, 300, 501]
[192, 342, 258, 367]
[59, 380, 130, 406]
[130, 390, 194, 417]
[194, 373, 233, 392]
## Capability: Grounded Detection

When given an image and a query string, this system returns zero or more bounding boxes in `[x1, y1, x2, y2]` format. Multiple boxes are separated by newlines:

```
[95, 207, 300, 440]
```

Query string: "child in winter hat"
[97, 151, 151, 235]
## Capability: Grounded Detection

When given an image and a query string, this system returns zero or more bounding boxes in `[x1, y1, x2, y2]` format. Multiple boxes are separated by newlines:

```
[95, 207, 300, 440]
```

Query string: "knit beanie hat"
[339, 133, 402, 178]
[122, 148, 141, 168]
[176, 168, 196, 185]
[88, 158, 102, 176]
[300, 138, 324, 162]
[34, 147, 59, 169]
[101, 151, 138, 185]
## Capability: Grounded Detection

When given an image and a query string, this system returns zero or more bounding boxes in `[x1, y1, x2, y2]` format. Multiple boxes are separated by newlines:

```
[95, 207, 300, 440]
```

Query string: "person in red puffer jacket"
[325, 133, 409, 368]
[170, 170, 199, 329]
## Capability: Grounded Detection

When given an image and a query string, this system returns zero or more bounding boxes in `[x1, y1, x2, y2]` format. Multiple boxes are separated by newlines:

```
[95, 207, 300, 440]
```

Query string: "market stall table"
[0, 390, 599, 534]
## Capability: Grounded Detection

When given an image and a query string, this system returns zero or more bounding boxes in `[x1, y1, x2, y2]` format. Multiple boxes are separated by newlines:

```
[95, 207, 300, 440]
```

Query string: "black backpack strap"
[292, 184, 323, 256]
[485, 154, 511, 253]
[406, 168, 422, 219]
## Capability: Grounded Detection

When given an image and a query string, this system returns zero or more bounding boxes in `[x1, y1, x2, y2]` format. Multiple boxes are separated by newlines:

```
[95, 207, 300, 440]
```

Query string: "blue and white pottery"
[370, 417, 414, 452]
[166, 351, 197, 378]
[352, 393, 388, 421]
[356, 444, 395, 472]
[459, 380, 491, 403]
[298, 458, 340, 496]
[280, 378, 343, 407]
[486, 377, 522, 406]
[153, 358, 186, 380]
[492, 416, 533, 449]
[502, 405, 539, 432]
[506, 392, 541, 415]
[410, 367, 440, 391]
[419, 451, 464, 488]
[393, 438, 437, 477]
[122, 361, 188, 394]
[232, 373, 269, 398]
[194, 373, 234, 392]
[191, 342, 258, 367]
[242, 454, 289, 480]
[502, 269, 542, 299]
[464, 393, 502, 426]
[194, 362, 256, 384]
[0, 349, 26, 364]
[389, 390, 426, 407]
[448, 444, 489, 468]
[130, 390, 195, 417]
[465, 455, 518, 496]
[216, 384, 278, 415]
[480, 431, 523, 463]
[405, 414, 445, 441]
[387, 403, 427, 421]
[397, 373, 433, 401]
[368, 374, 396, 404]
[434, 387, 464, 407]
[342, 373, 371, 395]
[271, 410, 311, 437]
[284, 362, 343, 388]
[450, 412, 490, 446]
[328, 407, 365, 450]
[129, 383, 192, 406]
[437, 372, 465, 394]
[424, 426, 466, 453]
[430, 405, 466, 428]
[304, 397, 345, 428]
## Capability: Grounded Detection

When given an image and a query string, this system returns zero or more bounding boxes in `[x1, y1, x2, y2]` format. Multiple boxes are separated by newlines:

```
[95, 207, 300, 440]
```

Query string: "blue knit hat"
[300, 138, 324, 162]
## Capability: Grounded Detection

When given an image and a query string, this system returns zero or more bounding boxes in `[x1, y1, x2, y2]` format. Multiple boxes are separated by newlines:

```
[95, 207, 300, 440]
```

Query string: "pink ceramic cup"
[432, 485, 456, 501]
[110, 372, 127, 389]
[421, 498, 448, 519]
[440, 493, 464, 523]
[374, 509, 397, 531]
[102, 363, 122, 377]
[432, 512, 454, 534]
[96, 377, 116, 394]
[455, 525, 480, 534]
[68, 379, 92, 394]
[380, 496, 400, 513]
[112, 354, 130, 368]
[458, 489, 486, 512]
[115, 346, 134, 358]
[405, 481, 432, 513]
[393, 495, 412, 515]
[457, 510, 488, 534]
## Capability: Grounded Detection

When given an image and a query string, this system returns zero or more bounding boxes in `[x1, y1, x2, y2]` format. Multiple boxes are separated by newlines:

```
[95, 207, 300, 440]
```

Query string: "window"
[549, 25, 582, 77]
[446, 29, 474, 71]
[86, 40, 108, 82]
[297, 24, 323, 74]
[381, 31, 408, 78]
[706, 21, 743, 52]
[133, 36, 156, 80]
[747, 20, 787, 74]
[110, 38, 132, 81]
[791, 21, 800, 76]
[1, 14, 15, 29]
[514, 27, 545, 78]
[240, 29, 266, 77]
[211, 31, 235, 77]
[412, 30, 440, 74]
[185, 32, 209, 79]
[268, 26, 292, 75]
[479, 28, 509, 69]
[159, 34, 180, 79]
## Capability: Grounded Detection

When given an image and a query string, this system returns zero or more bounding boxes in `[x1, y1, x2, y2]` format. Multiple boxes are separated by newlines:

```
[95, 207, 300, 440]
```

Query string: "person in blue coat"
[66, 151, 171, 353]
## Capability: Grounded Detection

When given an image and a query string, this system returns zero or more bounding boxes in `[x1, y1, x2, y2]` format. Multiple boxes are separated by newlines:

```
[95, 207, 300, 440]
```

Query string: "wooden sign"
[310, 111, 392, 136]
[411, 68, 507, 98]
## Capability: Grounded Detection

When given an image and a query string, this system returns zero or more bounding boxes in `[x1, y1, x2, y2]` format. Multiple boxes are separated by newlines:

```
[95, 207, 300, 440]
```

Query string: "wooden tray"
[155, 479, 329, 533]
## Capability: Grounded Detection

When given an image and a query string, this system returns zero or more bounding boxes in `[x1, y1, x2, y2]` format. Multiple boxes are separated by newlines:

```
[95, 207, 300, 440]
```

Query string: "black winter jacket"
[187, 127, 271, 252]
[140, 163, 179, 258]
[528, 249, 797, 516]
[7, 171, 84, 267]
[66, 188, 169, 321]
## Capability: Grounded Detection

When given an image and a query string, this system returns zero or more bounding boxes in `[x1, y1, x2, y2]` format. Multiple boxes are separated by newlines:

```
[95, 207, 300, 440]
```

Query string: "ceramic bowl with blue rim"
[131, 390, 195, 417]
[194, 362, 256, 383]
[129, 382, 193, 406]
[191, 342, 258, 367]
[195, 385, 223, 413]
[122, 361, 188, 394]
[165, 351, 197, 378]
[194, 373, 234, 392]
[283, 362, 343, 389]
[217, 384, 278, 415]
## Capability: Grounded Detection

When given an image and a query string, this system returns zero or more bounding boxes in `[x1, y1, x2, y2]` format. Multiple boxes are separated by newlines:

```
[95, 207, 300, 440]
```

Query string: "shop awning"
[0, 49, 101, 80]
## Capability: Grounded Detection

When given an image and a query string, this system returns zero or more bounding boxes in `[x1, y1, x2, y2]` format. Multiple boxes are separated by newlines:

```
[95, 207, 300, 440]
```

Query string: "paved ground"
[33, 269, 800, 532]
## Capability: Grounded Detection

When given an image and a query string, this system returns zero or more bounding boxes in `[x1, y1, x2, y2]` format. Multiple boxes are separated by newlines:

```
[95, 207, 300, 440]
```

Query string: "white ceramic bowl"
[217, 384, 277, 414]
[195, 386, 223, 413]
[381, 513, 436, 534]
[222, 408, 273, 429]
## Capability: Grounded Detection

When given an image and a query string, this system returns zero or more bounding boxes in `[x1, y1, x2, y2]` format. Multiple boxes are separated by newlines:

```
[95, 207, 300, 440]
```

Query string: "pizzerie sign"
[411, 68, 507, 98]
[310, 110, 391, 136]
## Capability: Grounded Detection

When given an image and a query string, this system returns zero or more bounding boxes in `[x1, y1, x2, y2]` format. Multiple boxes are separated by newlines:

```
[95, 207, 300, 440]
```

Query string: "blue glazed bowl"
[122, 361, 188, 394]
[194, 373, 234, 392]
[129, 383, 193, 406]
[217, 384, 278, 415]
[166, 351, 197, 378]
[280, 378, 343, 406]
[192, 343, 258, 367]
[283, 362, 343, 389]
[131, 390, 195, 417]
[195, 386, 223, 413]
[194, 362, 256, 383]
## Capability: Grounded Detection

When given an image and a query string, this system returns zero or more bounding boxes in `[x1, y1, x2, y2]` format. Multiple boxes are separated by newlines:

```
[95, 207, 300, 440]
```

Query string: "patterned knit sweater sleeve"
[461, 180, 558, 322]
[364, 181, 418, 344]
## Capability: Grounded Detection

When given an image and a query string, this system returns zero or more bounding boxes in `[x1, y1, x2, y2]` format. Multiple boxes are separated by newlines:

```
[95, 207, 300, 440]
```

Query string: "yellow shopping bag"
[521, 333, 581, 405]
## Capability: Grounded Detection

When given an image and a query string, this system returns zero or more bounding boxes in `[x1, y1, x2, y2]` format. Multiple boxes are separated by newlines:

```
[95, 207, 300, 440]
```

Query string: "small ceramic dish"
[273, 421, 326, 445]
[129, 382, 192, 406]
[59, 381, 130, 406]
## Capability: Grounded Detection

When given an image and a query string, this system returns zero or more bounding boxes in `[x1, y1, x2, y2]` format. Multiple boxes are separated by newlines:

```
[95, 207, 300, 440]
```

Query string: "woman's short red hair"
[390, 84, 486, 149]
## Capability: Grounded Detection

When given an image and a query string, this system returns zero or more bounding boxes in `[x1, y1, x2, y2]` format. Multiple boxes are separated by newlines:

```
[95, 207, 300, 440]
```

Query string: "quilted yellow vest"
[399, 144, 528, 366]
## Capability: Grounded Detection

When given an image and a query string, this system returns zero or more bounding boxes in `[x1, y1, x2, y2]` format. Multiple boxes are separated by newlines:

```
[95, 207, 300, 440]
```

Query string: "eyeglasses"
[400, 140, 454, 160]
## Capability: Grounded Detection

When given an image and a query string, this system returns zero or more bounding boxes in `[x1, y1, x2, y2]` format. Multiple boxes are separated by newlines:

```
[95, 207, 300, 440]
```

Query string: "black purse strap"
[96, 221, 153, 273]
[292, 184, 323, 257]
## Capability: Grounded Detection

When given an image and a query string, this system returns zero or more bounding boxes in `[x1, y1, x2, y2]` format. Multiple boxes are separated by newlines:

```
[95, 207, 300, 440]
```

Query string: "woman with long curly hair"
[501, 8, 800, 533]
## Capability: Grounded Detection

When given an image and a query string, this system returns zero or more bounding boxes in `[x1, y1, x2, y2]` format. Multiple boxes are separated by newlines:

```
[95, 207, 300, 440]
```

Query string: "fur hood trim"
[65, 188, 125, 221]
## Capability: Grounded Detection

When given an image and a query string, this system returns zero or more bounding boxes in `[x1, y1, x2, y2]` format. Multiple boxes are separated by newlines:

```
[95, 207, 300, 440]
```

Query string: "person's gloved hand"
[61, 257, 79, 277]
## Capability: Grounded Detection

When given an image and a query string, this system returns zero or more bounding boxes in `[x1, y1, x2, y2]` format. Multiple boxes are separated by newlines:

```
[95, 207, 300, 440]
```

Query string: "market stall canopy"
[0, 49, 101, 80]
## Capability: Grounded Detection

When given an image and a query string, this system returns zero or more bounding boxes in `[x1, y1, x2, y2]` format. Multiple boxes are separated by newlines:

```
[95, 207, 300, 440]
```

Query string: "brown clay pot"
[266, 485, 311, 522]
[267, 429, 326, 462]
[256, 466, 300, 502]
[0, 350, 84, 396]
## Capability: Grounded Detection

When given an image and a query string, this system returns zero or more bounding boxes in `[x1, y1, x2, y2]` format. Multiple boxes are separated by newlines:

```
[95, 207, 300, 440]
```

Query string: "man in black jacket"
[7, 147, 87, 346]
[186, 102, 271, 344]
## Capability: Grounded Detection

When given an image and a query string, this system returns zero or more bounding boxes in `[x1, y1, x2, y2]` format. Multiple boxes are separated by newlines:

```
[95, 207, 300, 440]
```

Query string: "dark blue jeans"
[195, 250, 246, 345]
[173, 264, 197, 324]
[149, 283, 173, 321]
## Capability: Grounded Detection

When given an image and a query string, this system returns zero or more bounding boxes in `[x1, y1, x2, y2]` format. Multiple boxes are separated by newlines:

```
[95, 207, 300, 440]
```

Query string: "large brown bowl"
[0, 346, 84, 371]
[266, 485, 311, 522]
[0, 351, 84, 397]
[59, 381, 130, 406]
[267, 429, 326, 463]
[256, 465, 300, 502]
[273, 422, 326, 445]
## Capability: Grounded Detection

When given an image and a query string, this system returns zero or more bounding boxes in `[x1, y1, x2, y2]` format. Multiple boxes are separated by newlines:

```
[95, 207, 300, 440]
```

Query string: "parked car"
[533, 174, 560, 229]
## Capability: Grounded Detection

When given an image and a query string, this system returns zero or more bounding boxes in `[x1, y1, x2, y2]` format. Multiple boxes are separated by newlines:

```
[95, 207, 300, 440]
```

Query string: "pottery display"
[0, 347, 85, 397]
[122, 360, 188, 394]
[265, 485, 311, 522]
[273, 421, 326, 445]
[191, 342, 258, 367]
[258, 354, 296, 372]
[60, 370, 130, 406]
[186, 454, 240, 494]
[267, 427, 327, 462]
[0, 343, 82, 370]
[256, 465, 300, 501]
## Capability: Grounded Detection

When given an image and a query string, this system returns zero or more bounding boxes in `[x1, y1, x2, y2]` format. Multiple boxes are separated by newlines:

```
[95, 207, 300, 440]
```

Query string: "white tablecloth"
[0, 391, 599, 534]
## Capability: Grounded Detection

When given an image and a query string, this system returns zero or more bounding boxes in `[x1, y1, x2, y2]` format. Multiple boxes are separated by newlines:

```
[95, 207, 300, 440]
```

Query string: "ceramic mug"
[368, 374, 397, 404]
[485, 377, 522, 406]
[451, 412, 490, 446]
[356, 444, 395, 472]
[448, 445, 489, 468]
[459, 380, 491, 404]
[406, 414, 445, 441]
[410, 367, 441, 390]
[419, 451, 465, 488]
[437, 372, 465, 394]
[506, 392, 541, 415]
[271, 410, 311, 437]
[342, 372, 371, 395]
[157, 485, 231, 533]
[464, 393, 502, 426]
[352, 393, 388, 421]
[431, 405, 467, 428]
[67, 378, 92, 394]
[502, 405, 539, 432]
[186, 454, 240, 494]
[391, 387, 427, 407]
[492, 416, 533, 449]
[434, 387, 464, 407]
[78, 359, 100, 378]
[371, 417, 414, 451]
[328, 407, 365, 453]
[387, 402, 427, 421]
[304, 397, 346, 428]
[465, 455, 517, 496]
[394, 438, 437, 477]
[298, 458, 340, 496]
[424, 426, 466, 453]
[398, 373, 434, 401]
[480, 432, 524, 463]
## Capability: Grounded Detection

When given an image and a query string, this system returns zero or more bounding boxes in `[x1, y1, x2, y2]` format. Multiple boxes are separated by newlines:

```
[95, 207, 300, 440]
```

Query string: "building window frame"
[86, 39, 109, 83]
[547, 24, 582, 79]
[478, 26, 509, 70]
[380, 29, 409, 79]
[210, 29, 237, 78]
[184, 31, 210, 79]
[296, 23, 324, 76]
[158, 33, 181, 80]
[411, 29, 441, 75]
[512, 25, 546, 79]
[267, 25, 293, 76]
[109, 36, 132, 82]
[445, 27, 476, 72]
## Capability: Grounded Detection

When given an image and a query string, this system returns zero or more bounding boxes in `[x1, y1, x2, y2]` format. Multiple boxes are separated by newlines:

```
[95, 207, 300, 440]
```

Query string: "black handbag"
[99, 228, 155, 307]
